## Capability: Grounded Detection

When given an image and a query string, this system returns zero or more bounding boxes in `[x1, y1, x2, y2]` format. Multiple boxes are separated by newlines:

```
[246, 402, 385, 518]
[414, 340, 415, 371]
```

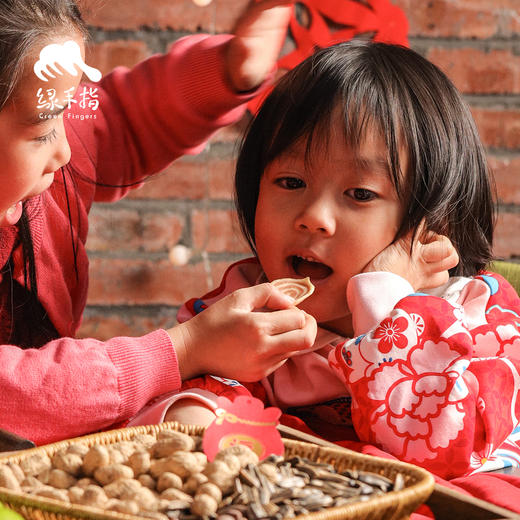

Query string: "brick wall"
[77, 0, 520, 340]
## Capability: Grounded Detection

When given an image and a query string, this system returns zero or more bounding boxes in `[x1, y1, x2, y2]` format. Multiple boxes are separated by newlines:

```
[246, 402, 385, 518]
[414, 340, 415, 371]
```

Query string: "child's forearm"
[163, 398, 217, 427]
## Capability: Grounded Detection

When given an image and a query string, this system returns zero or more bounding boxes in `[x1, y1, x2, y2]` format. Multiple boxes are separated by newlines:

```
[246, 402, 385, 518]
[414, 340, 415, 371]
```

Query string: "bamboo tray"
[0, 422, 435, 520]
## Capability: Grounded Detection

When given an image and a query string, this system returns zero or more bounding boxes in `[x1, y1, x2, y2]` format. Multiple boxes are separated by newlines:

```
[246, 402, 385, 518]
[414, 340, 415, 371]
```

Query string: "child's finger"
[262, 308, 307, 335]
[264, 313, 317, 355]
[232, 283, 294, 311]
[420, 235, 458, 265]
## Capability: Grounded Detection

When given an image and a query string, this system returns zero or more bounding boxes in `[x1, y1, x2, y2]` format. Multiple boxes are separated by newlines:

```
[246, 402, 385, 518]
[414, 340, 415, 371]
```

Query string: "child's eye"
[346, 188, 377, 202]
[275, 177, 305, 190]
[34, 129, 57, 144]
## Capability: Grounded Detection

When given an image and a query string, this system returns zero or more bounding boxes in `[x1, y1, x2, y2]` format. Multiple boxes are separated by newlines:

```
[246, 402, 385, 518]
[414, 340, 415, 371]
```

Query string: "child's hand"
[363, 228, 459, 291]
[169, 282, 317, 382]
[225, 1, 293, 91]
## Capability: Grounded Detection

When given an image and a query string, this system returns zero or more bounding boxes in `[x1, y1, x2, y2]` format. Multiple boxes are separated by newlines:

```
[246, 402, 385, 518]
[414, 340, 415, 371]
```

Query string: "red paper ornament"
[202, 396, 284, 461]
[248, 0, 409, 113]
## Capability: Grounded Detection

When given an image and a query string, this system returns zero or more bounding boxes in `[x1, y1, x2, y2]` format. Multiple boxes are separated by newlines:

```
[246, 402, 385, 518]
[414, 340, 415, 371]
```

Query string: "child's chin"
[309, 307, 352, 336]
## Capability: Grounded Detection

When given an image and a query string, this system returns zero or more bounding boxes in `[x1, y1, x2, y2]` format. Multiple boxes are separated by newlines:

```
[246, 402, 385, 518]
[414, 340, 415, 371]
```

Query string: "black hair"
[235, 40, 495, 277]
[0, 0, 88, 347]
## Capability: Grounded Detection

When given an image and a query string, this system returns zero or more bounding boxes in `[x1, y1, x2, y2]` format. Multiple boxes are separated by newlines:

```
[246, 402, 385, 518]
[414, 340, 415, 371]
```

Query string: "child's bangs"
[261, 49, 409, 194]
[341, 84, 408, 197]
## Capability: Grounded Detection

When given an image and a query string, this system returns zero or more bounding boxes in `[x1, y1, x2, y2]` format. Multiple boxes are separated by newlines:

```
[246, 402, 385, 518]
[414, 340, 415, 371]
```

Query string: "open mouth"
[290, 255, 333, 281]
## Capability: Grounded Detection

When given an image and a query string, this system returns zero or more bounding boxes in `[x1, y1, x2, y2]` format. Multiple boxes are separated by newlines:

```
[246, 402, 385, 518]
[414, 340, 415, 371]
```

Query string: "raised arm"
[66, 1, 294, 201]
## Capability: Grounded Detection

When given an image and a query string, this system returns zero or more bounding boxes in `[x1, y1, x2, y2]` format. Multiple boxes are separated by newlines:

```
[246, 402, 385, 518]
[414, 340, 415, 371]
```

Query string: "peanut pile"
[0, 430, 260, 519]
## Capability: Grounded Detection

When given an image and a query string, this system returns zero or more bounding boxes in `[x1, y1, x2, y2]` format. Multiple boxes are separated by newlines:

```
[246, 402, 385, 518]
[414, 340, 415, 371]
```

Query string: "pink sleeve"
[329, 272, 520, 479]
[128, 375, 253, 426]
[66, 34, 265, 201]
[347, 272, 414, 334]
[0, 329, 181, 445]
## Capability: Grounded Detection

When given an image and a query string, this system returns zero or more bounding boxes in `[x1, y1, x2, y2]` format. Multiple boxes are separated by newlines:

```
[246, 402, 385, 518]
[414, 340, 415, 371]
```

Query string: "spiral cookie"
[271, 277, 315, 305]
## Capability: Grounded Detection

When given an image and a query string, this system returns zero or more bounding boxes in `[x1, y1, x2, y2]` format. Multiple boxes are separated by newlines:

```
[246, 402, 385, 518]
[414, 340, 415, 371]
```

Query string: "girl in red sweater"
[0, 0, 317, 445]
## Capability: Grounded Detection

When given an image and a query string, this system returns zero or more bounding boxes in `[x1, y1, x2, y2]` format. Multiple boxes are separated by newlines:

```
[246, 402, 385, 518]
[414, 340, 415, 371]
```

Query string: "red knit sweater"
[0, 34, 258, 445]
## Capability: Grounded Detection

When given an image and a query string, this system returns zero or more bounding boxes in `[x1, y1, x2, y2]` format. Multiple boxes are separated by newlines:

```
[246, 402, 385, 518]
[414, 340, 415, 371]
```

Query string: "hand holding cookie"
[171, 282, 317, 381]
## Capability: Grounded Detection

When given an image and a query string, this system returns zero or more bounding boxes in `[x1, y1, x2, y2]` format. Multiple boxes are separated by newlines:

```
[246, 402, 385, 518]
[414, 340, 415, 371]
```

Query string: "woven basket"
[0, 423, 434, 520]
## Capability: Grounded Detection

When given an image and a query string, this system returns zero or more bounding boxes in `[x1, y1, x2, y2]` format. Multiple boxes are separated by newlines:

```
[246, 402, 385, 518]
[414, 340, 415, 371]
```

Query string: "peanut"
[127, 449, 151, 476]
[157, 471, 183, 492]
[80, 484, 108, 508]
[82, 445, 110, 476]
[52, 452, 83, 476]
[48, 468, 77, 489]
[196, 482, 222, 503]
[19, 453, 51, 477]
[93, 463, 133, 486]
[183, 472, 208, 495]
[133, 486, 160, 511]
[151, 432, 194, 457]
[215, 445, 259, 468]
[160, 487, 193, 503]
[163, 451, 203, 478]
[104, 477, 142, 499]
[138, 473, 156, 490]
[66, 443, 89, 457]
[191, 493, 218, 516]
[68, 485, 84, 503]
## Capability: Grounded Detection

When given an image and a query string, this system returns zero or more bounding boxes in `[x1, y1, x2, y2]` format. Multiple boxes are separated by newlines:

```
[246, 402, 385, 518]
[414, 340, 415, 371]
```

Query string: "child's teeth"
[295, 255, 319, 263]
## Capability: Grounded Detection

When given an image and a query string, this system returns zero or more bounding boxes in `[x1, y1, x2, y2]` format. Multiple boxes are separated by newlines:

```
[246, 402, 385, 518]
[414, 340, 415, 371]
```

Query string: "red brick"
[87, 259, 212, 305]
[472, 107, 520, 150]
[208, 158, 236, 199]
[127, 158, 208, 200]
[192, 209, 249, 254]
[489, 155, 520, 205]
[86, 41, 150, 77]
[87, 208, 184, 252]
[401, 0, 517, 38]
[78, 310, 175, 340]
[427, 48, 520, 94]
[494, 212, 520, 259]
[82, 0, 213, 31]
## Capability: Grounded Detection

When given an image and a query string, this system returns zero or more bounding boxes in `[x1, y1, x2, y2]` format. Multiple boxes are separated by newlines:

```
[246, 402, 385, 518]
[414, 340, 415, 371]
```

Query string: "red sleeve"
[0, 330, 181, 446]
[329, 273, 520, 479]
[66, 34, 265, 202]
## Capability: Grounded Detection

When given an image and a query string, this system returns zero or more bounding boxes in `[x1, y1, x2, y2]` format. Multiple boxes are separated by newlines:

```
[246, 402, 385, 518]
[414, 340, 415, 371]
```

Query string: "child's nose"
[294, 202, 336, 236]
[47, 133, 71, 173]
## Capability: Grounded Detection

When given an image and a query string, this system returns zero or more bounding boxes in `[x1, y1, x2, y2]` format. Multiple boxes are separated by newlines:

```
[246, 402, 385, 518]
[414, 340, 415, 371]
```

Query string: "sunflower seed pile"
[169, 455, 404, 520]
